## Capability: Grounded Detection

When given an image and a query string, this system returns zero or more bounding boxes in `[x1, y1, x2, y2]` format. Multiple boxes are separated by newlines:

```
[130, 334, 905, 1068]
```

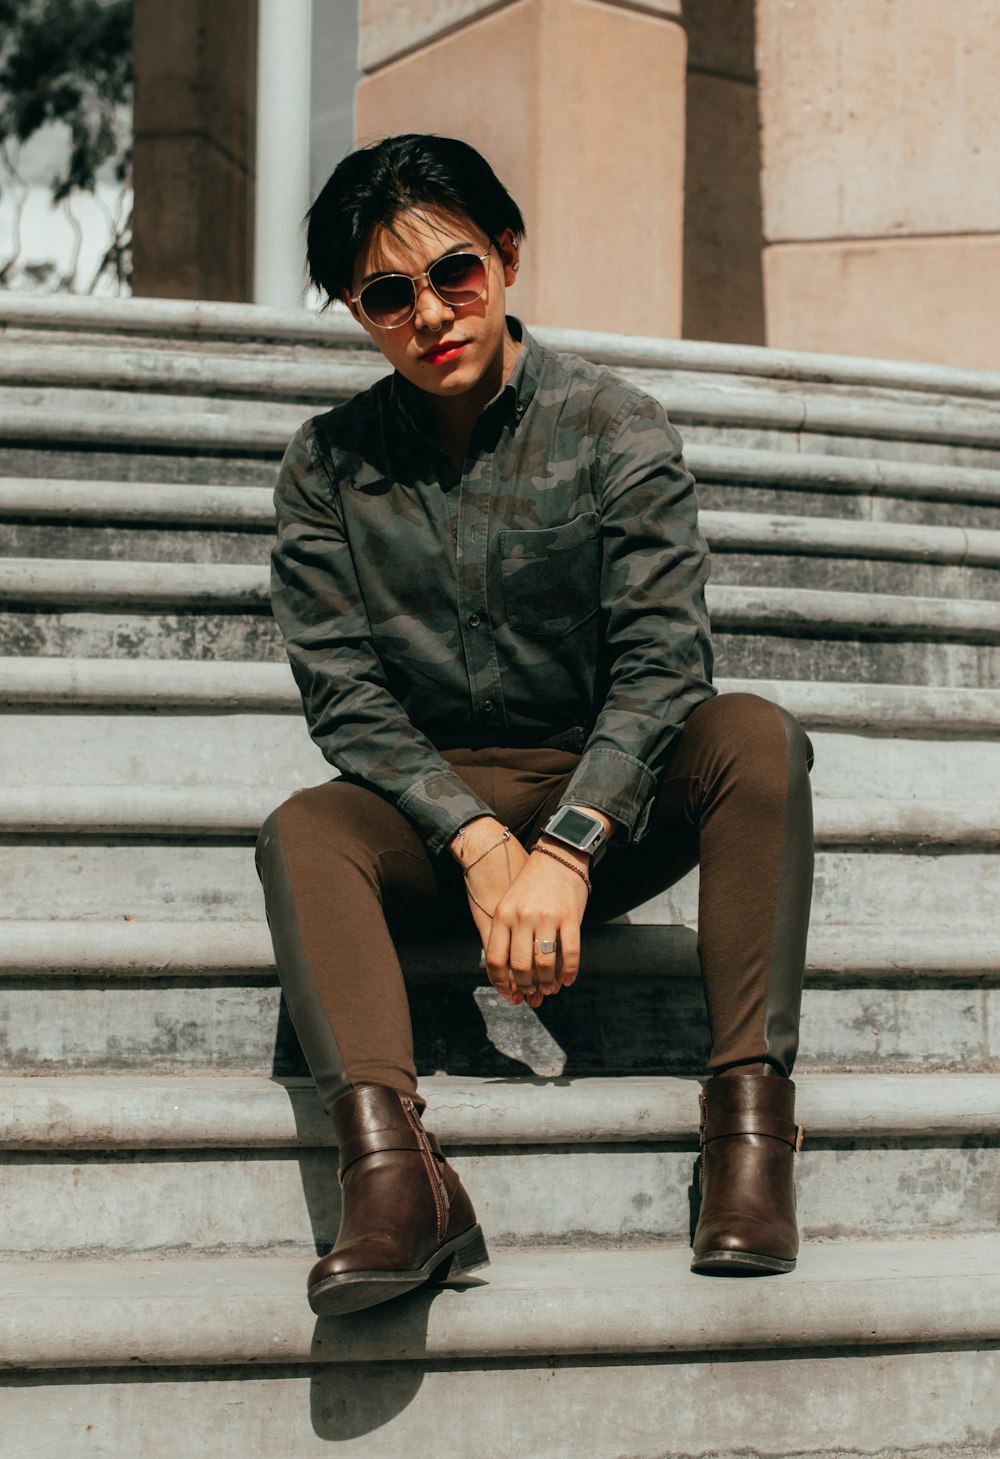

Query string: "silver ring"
[533, 938, 558, 956]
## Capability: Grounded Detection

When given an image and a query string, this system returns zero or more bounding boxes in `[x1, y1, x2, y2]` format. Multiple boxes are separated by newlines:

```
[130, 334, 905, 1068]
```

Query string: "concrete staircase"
[1, 293, 999, 1458]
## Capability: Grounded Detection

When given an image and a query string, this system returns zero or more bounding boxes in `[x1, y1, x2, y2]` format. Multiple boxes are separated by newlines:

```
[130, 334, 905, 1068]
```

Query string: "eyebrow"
[361, 241, 477, 286]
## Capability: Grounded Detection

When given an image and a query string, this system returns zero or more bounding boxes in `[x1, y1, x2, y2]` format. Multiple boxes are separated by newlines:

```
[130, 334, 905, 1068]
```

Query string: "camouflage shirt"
[271, 319, 715, 854]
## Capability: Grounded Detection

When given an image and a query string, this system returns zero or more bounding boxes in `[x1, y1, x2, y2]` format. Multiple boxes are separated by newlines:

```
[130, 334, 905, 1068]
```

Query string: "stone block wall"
[757, 0, 1000, 367]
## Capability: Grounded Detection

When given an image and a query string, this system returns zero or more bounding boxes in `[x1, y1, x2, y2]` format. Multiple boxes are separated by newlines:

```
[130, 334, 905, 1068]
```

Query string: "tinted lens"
[358, 274, 415, 326]
[430, 253, 487, 304]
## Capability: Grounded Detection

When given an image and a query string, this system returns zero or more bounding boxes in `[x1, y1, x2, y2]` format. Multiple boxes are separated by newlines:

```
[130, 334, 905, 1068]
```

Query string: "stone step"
[6, 329, 1000, 446]
[1, 921, 996, 1078]
[6, 481, 1000, 594]
[5, 709, 999, 803]
[9, 618, 998, 679]
[8, 1071, 997, 1146]
[6, 556, 1000, 620]
[7, 438, 1000, 530]
[0, 1074, 997, 1256]
[5, 918, 996, 978]
[0, 783, 994, 846]
[7, 290, 1000, 401]
[3, 657, 997, 730]
[3, 560, 999, 688]
[11, 481, 998, 554]
[6, 437, 1000, 530]
[3, 842, 996, 934]
[0, 1239, 997, 1458]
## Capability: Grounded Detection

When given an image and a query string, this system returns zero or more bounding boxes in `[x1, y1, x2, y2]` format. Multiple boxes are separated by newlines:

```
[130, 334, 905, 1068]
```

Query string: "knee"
[254, 783, 339, 874]
[255, 799, 292, 883]
[689, 693, 814, 781]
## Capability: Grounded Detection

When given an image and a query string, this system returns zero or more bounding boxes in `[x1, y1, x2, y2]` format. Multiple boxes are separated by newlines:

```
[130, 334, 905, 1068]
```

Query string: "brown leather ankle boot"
[307, 1084, 489, 1316]
[691, 1073, 804, 1276]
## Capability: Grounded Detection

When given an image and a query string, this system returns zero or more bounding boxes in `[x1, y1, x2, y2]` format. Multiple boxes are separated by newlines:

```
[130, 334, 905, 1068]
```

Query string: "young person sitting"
[256, 133, 814, 1317]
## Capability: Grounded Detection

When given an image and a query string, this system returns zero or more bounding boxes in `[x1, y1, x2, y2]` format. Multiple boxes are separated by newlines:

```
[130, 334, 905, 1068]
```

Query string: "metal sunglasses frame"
[350, 249, 492, 330]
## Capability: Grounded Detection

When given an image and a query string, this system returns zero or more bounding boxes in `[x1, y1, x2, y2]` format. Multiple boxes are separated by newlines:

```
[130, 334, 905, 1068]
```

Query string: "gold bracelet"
[531, 842, 592, 893]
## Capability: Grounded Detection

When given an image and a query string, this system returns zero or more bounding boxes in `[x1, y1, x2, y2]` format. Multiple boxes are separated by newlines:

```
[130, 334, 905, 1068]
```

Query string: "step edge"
[1, 1239, 998, 1368]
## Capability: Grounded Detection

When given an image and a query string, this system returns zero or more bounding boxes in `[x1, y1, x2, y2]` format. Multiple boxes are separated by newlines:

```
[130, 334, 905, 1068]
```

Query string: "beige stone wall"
[356, 0, 688, 336]
[757, 0, 1000, 368]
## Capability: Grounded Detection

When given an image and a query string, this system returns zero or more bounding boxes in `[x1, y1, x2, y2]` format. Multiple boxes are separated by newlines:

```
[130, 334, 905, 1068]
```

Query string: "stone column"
[682, 0, 765, 343]
[356, 0, 688, 336]
[131, 0, 256, 301]
[757, 0, 1000, 369]
[254, 0, 313, 307]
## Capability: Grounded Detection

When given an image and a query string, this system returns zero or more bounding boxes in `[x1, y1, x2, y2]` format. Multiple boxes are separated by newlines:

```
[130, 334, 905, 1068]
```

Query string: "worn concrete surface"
[7, 1072, 1000, 1148]
[0, 1139, 997, 1257]
[2, 1355, 999, 1458]
[7, 712, 1000, 800]
[3, 845, 998, 928]
[0, 610, 284, 662]
[4, 1239, 1000, 1363]
[3, 976, 999, 1078]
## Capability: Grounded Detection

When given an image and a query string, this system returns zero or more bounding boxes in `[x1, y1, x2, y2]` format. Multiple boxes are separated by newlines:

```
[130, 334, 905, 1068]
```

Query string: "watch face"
[553, 807, 600, 844]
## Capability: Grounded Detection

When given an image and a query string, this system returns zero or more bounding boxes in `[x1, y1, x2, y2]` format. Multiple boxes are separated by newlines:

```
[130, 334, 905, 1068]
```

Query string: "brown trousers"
[256, 693, 814, 1112]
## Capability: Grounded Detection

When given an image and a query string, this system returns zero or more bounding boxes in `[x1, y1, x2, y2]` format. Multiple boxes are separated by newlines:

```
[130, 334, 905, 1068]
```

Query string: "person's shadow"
[271, 921, 708, 1442]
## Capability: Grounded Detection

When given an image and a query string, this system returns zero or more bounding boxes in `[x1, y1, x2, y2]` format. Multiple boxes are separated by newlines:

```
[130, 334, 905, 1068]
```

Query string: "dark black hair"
[306, 133, 526, 304]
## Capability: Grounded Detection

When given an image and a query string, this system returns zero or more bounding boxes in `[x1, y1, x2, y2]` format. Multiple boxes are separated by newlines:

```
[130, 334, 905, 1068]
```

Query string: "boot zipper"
[401, 1096, 449, 1242]
[698, 1087, 707, 1193]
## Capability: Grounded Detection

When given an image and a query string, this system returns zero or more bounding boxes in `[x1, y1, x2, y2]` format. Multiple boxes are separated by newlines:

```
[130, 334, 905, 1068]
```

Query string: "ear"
[342, 288, 363, 324]
[495, 228, 520, 287]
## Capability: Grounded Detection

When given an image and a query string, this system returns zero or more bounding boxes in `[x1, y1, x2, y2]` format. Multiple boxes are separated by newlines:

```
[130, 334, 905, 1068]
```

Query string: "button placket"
[456, 449, 505, 729]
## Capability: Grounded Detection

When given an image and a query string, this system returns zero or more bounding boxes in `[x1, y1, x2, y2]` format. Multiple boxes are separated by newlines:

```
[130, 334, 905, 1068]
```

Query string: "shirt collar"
[389, 315, 541, 436]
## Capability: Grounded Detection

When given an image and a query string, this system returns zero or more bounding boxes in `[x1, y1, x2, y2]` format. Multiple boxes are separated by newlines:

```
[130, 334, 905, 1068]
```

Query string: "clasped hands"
[451, 812, 608, 1009]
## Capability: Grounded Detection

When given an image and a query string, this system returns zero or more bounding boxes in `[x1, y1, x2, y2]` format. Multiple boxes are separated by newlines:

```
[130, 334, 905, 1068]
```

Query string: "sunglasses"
[350, 249, 492, 329]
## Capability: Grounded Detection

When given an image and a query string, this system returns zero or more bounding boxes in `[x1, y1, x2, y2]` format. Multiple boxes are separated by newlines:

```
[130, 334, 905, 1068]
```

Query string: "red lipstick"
[421, 341, 467, 365]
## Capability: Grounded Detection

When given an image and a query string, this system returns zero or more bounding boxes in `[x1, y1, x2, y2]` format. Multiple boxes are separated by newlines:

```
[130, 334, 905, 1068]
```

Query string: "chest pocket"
[499, 511, 600, 638]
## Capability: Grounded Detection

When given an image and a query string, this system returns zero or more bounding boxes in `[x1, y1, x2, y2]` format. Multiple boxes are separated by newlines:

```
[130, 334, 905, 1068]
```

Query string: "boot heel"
[451, 1224, 489, 1274]
[431, 1223, 490, 1284]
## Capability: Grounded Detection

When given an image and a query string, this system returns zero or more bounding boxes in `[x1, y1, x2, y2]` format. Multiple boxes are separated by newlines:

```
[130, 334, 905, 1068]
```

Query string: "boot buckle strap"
[704, 1114, 803, 1149]
[337, 1126, 426, 1175]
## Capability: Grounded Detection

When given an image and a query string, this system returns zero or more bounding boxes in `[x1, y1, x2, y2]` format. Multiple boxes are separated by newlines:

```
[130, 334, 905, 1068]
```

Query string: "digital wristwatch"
[540, 805, 608, 865]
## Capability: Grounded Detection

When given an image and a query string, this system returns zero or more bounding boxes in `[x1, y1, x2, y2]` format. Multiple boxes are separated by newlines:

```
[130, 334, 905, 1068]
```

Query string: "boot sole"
[691, 1248, 796, 1276]
[308, 1224, 490, 1317]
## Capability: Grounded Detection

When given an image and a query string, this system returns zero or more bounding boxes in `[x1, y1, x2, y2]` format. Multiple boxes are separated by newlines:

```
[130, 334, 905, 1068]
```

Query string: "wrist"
[450, 815, 505, 864]
[531, 840, 593, 893]
[538, 803, 614, 866]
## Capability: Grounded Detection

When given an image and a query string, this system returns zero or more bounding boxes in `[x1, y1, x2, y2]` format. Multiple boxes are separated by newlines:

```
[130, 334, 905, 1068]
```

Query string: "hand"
[485, 844, 590, 1008]
[451, 818, 530, 1004]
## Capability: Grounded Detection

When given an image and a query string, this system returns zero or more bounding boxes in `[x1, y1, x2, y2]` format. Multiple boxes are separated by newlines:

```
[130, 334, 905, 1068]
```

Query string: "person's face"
[344, 205, 519, 407]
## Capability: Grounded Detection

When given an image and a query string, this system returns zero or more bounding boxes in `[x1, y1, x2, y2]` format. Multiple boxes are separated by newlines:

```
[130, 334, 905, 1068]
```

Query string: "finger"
[509, 923, 537, 995]
[558, 924, 581, 987]
[486, 920, 521, 1003]
[467, 903, 519, 1002]
[532, 931, 561, 993]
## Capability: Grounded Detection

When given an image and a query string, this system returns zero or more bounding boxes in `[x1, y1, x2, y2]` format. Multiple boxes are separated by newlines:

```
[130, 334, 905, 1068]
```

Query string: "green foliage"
[0, 0, 132, 200]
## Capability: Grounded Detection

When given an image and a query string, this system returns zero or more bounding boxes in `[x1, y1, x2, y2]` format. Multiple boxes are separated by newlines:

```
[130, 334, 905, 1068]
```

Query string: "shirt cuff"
[557, 747, 658, 844]
[397, 770, 496, 856]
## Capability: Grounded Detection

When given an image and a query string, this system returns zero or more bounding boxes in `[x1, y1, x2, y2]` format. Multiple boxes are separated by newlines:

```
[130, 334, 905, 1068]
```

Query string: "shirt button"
[482, 699, 495, 713]
[468, 613, 481, 629]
